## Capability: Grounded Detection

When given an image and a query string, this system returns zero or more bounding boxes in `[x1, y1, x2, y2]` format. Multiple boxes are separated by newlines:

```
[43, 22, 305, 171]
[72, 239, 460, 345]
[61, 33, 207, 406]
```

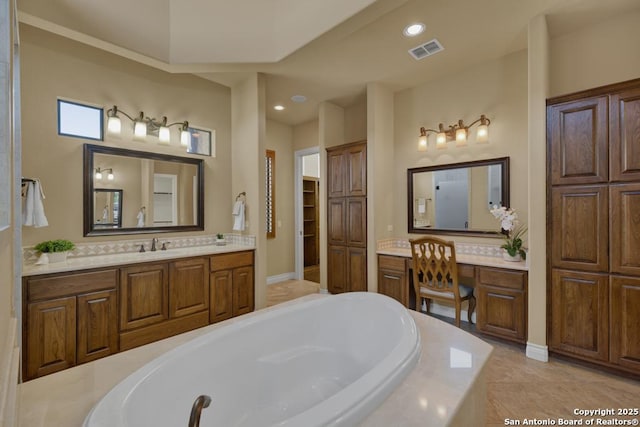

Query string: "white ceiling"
[17, 0, 640, 126]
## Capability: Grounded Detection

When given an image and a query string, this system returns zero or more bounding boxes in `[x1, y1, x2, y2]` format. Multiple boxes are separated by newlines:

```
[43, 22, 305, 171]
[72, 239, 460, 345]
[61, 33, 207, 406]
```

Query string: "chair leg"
[454, 300, 461, 328]
[425, 298, 430, 314]
[467, 295, 477, 324]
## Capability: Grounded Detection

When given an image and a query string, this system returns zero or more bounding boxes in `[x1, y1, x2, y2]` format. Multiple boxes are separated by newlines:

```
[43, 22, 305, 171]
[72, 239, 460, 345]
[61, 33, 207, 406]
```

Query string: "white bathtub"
[83, 292, 420, 427]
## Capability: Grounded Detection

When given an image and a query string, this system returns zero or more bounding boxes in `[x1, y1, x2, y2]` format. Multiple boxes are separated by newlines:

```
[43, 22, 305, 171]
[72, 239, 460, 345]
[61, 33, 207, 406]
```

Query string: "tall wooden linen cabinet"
[547, 78, 640, 375]
[327, 141, 367, 293]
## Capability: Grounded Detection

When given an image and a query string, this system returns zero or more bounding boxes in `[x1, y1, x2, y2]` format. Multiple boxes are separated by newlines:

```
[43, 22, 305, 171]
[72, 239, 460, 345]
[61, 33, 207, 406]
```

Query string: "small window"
[266, 149, 276, 238]
[57, 99, 103, 140]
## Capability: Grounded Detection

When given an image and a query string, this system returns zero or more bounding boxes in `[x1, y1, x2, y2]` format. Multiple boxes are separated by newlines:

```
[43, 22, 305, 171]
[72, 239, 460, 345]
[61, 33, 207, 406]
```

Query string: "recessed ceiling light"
[291, 95, 307, 103]
[274, 105, 285, 111]
[403, 23, 425, 37]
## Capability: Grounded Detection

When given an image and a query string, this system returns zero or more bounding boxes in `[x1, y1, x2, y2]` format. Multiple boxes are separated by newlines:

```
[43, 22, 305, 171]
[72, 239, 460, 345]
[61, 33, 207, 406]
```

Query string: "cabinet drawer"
[458, 263, 475, 279]
[378, 255, 406, 272]
[26, 269, 118, 301]
[210, 251, 253, 271]
[477, 267, 526, 290]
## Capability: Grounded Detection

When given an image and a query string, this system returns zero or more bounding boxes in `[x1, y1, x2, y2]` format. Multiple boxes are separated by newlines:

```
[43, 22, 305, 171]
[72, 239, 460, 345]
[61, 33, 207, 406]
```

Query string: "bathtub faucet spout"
[188, 394, 211, 427]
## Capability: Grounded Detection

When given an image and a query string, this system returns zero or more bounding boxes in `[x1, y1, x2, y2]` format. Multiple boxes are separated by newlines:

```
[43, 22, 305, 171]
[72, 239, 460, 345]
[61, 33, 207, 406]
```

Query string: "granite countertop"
[22, 243, 255, 277]
[377, 244, 528, 271]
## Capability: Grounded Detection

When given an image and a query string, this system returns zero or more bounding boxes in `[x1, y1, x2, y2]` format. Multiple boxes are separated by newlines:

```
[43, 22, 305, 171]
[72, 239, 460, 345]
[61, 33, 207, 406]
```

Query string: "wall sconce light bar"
[106, 105, 189, 146]
[95, 167, 114, 181]
[418, 114, 491, 151]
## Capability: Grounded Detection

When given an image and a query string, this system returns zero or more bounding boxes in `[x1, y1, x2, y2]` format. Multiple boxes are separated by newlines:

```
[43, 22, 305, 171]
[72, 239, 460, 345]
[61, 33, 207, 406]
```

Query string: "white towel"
[136, 209, 145, 227]
[232, 200, 245, 231]
[22, 180, 49, 227]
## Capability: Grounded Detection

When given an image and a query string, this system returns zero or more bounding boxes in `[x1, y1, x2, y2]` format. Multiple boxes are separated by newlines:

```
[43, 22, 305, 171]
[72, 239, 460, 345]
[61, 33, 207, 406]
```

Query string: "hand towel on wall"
[136, 207, 145, 227]
[232, 200, 245, 231]
[22, 180, 49, 227]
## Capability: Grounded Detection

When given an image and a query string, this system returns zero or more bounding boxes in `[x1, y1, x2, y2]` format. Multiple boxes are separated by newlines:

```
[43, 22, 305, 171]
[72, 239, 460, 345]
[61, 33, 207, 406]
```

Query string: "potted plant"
[216, 233, 226, 246]
[489, 206, 527, 261]
[34, 239, 76, 263]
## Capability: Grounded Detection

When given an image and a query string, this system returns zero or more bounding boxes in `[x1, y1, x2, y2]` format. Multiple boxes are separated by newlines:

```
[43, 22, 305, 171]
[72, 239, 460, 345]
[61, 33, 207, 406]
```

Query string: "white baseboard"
[319, 288, 330, 294]
[526, 342, 549, 362]
[266, 272, 297, 285]
[426, 301, 477, 324]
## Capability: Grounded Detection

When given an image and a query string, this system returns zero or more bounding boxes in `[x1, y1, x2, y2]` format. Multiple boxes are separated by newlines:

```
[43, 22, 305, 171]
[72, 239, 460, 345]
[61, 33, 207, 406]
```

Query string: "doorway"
[295, 148, 320, 282]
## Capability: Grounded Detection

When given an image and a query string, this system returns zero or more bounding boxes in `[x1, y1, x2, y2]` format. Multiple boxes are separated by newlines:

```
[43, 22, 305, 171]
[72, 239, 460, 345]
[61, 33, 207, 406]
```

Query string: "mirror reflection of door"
[434, 168, 469, 229]
[93, 189, 123, 229]
[153, 174, 177, 226]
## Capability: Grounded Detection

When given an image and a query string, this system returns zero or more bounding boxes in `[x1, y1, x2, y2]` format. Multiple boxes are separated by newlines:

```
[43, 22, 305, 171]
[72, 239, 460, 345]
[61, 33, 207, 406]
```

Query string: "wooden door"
[169, 258, 210, 319]
[610, 183, 640, 276]
[377, 255, 407, 306]
[346, 143, 367, 196]
[548, 96, 608, 185]
[327, 245, 347, 294]
[610, 275, 640, 370]
[26, 297, 76, 379]
[327, 148, 346, 198]
[610, 87, 640, 182]
[328, 198, 346, 245]
[348, 247, 367, 292]
[233, 266, 254, 316]
[476, 285, 525, 343]
[551, 185, 608, 272]
[550, 269, 609, 361]
[210, 270, 233, 323]
[346, 197, 367, 247]
[77, 290, 118, 364]
[120, 263, 169, 330]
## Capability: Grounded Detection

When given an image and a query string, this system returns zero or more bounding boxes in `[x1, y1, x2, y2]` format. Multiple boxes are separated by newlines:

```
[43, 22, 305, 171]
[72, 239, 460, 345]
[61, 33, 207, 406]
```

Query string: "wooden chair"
[409, 236, 476, 327]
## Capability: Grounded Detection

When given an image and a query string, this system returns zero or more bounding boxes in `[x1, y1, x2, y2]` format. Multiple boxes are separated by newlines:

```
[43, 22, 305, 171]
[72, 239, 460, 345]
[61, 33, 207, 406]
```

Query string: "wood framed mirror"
[83, 144, 204, 236]
[407, 157, 509, 236]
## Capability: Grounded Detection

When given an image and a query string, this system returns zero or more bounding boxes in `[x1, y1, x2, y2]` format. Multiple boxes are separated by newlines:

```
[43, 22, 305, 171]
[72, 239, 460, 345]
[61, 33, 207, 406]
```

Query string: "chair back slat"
[409, 236, 460, 298]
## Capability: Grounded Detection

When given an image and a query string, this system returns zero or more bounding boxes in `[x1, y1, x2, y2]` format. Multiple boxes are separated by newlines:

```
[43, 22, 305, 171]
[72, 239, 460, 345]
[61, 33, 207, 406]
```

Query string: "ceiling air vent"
[409, 38, 444, 60]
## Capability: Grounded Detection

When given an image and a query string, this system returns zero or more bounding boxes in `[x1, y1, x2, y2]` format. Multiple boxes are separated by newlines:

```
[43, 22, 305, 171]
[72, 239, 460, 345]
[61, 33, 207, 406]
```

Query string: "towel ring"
[235, 192, 246, 201]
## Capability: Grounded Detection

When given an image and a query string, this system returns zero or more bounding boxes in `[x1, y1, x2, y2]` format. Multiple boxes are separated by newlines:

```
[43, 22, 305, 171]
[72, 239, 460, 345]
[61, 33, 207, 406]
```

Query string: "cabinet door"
[610, 183, 640, 276]
[26, 297, 76, 380]
[348, 247, 367, 292]
[610, 276, 640, 371]
[346, 143, 367, 196]
[210, 270, 233, 323]
[610, 88, 640, 182]
[120, 263, 169, 330]
[476, 285, 526, 343]
[550, 269, 609, 361]
[551, 185, 608, 272]
[233, 266, 254, 316]
[169, 258, 210, 319]
[77, 290, 118, 364]
[328, 198, 346, 245]
[377, 256, 408, 306]
[548, 96, 608, 185]
[328, 245, 348, 294]
[346, 197, 367, 247]
[327, 149, 346, 198]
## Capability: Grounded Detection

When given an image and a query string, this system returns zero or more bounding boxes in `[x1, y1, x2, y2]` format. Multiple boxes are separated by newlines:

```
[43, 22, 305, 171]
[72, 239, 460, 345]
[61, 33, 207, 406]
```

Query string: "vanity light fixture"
[106, 105, 189, 146]
[418, 115, 491, 151]
[95, 167, 114, 181]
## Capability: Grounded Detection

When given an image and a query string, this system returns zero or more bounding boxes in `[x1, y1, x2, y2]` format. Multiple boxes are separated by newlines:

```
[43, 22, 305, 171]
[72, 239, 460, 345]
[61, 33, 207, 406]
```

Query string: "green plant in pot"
[34, 239, 75, 263]
[216, 233, 226, 246]
[490, 206, 527, 261]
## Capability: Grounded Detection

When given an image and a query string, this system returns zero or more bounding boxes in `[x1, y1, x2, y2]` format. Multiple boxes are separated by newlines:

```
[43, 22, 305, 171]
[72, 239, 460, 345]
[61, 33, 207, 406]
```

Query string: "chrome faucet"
[188, 395, 211, 427]
[150, 238, 158, 251]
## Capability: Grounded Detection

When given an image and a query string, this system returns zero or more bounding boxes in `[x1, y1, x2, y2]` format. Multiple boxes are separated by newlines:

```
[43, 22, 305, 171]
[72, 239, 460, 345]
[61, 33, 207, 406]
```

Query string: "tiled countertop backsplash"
[377, 238, 504, 258]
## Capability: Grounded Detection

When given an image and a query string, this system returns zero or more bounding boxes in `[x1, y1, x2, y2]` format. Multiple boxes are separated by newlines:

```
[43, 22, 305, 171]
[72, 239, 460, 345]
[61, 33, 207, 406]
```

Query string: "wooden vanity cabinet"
[377, 255, 409, 307]
[23, 269, 118, 380]
[119, 257, 210, 352]
[209, 251, 255, 323]
[475, 267, 528, 344]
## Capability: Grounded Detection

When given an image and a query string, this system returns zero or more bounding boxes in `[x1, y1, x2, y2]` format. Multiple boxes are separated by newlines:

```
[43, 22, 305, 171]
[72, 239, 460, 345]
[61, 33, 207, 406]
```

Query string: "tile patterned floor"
[267, 280, 640, 426]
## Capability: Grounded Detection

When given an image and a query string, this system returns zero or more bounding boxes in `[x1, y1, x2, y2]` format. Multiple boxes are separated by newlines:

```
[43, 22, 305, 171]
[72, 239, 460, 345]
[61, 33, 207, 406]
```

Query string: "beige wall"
[550, 9, 640, 97]
[292, 119, 318, 151]
[345, 96, 367, 143]
[266, 119, 295, 277]
[393, 50, 529, 244]
[20, 25, 232, 246]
